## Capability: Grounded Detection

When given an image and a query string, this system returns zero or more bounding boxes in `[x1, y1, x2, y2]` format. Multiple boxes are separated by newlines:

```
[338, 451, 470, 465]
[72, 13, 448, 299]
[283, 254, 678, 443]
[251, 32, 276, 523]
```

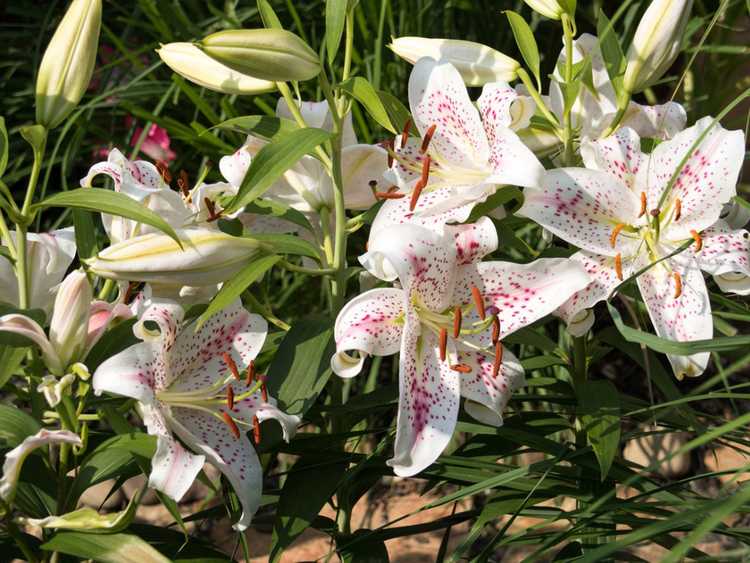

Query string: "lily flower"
[518, 119, 746, 379]
[384, 57, 543, 216]
[130, 123, 177, 164]
[81, 148, 192, 243]
[332, 220, 589, 476]
[0, 228, 76, 314]
[1, 429, 82, 503]
[92, 299, 299, 530]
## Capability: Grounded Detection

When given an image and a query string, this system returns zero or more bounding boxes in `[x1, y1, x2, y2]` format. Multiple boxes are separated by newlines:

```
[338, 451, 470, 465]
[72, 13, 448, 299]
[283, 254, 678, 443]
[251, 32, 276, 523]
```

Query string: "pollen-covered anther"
[245, 360, 256, 386]
[204, 198, 222, 222]
[638, 192, 647, 217]
[450, 363, 472, 374]
[420, 124, 437, 154]
[609, 223, 625, 248]
[375, 190, 405, 200]
[409, 179, 425, 211]
[385, 138, 394, 167]
[177, 170, 190, 198]
[491, 316, 500, 345]
[226, 385, 235, 410]
[650, 208, 661, 218]
[221, 411, 240, 439]
[690, 230, 702, 252]
[252, 415, 261, 445]
[223, 352, 241, 381]
[401, 119, 411, 145]
[156, 160, 172, 184]
[453, 306, 462, 338]
[439, 328, 447, 362]
[260, 379, 268, 402]
[614, 253, 623, 281]
[673, 272, 682, 299]
[471, 285, 486, 320]
[674, 198, 682, 221]
[492, 342, 503, 378]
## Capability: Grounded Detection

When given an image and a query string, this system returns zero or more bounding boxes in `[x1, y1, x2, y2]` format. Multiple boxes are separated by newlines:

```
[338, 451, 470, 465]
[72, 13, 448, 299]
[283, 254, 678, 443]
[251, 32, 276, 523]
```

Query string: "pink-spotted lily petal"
[518, 168, 641, 257]
[637, 253, 712, 379]
[640, 117, 745, 240]
[229, 394, 300, 442]
[219, 144, 254, 188]
[332, 288, 405, 378]
[276, 98, 358, 147]
[84, 301, 134, 358]
[692, 221, 750, 279]
[168, 407, 263, 531]
[360, 223, 457, 311]
[341, 144, 389, 210]
[131, 124, 176, 163]
[580, 127, 644, 190]
[555, 250, 637, 330]
[452, 258, 591, 349]
[92, 339, 160, 403]
[0, 429, 82, 503]
[0, 314, 63, 375]
[457, 345, 525, 427]
[714, 272, 750, 296]
[478, 82, 535, 133]
[621, 101, 686, 141]
[140, 403, 205, 502]
[388, 309, 460, 477]
[447, 216, 498, 265]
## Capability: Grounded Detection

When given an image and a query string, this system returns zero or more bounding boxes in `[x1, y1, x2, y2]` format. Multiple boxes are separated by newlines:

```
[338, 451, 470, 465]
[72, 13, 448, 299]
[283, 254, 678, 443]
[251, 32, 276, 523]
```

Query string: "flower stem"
[561, 13, 576, 166]
[517, 68, 560, 130]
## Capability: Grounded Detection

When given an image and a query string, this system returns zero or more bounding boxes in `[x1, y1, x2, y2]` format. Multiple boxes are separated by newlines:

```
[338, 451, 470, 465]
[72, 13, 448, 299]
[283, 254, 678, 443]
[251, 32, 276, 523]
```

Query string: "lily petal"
[219, 146, 252, 188]
[341, 144, 388, 210]
[276, 98, 357, 147]
[0, 314, 62, 375]
[518, 169, 641, 256]
[230, 394, 300, 442]
[92, 339, 160, 403]
[714, 272, 750, 296]
[84, 300, 134, 357]
[637, 254, 711, 379]
[458, 345, 525, 427]
[169, 407, 262, 530]
[332, 288, 405, 378]
[581, 127, 644, 190]
[477, 82, 535, 132]
[622, 101, 686, 140]
[447, 216, 498, 265]
[691, 221, 750, 278]
[388, 309, 460, 477]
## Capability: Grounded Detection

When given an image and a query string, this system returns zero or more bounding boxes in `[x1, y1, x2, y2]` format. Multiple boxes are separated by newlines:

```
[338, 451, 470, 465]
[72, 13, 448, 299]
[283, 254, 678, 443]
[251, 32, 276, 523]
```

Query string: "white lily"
[384, 57, 543, 216]
[92, 299, 299, 530]
[81, 148, 193, 243]
[0, 228, 76, 314]
[332, 219, 589, 476]
[0, 429, 82, 502]
[518, 119, 746, 379]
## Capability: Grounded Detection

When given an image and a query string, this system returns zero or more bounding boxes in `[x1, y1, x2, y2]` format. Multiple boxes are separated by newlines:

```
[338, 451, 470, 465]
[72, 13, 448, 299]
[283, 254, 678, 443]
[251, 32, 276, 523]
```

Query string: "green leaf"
[196, 254, 281, 329]
[26, 493, 140, 533]
[247, 233, 321, 261]
[0, 404, 41, 448]
[226, 127, 332, 213]
[505, 11, 541, 89]
[339, 530, 391, 563]
[340, 77, 397, 133]
[215, 114, 298, 141]
[20, 124, 46, 153]
[33, 189, 180, 245]
[0, 116, 8, 178]
[326, 0, 348, 65]
[84, 318, 138, 372]
[72, 210, 99, 259]
[596, 9, 626, 93]
[376, 90, 411, 133]
[578, 379, 620, 480]
[607, 302, 750, 354]
[245, 198, 314, 232]
[41, 532, 170, 563]
[0, 345, 27, 389]
[266, 318, 335, 417]
[270, 454, 349, 562]
[257, 0, 283, 29]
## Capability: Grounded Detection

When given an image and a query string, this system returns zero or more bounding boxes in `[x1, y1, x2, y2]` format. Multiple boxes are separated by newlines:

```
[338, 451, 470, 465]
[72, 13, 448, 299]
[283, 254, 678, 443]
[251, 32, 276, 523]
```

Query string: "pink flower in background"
[130, 123, 176, 163]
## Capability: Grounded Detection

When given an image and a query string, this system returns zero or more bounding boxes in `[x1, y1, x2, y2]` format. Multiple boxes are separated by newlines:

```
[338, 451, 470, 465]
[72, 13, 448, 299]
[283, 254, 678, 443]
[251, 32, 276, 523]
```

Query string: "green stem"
[0, 211, 16, 260]
[275, 81, 333, 169]
[319, 206, 335, 266]
[561, 13, 576, 166]
[517, 68, 560, 129]
[278, 260, 337, 276]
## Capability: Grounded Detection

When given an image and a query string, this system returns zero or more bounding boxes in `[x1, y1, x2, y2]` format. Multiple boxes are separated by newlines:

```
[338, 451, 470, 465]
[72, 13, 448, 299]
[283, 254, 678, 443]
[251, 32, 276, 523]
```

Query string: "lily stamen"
[491, 316, 500, 345]
[245, 360, 256, 386]
[471, 285, 486, 320]
[401, 119, 411, 146]
[222, 411, 240, 439]
[223, 352, 241, 381]
[226, 385, 235, 410]
[385, 138, 394, 167]
[492, 342, 503, 378]
[420, 124, 437, 154]
[453, 306, 462, 338]
[204, 198, 222, 222]
[450, 363, 472, 374]
[156, 160, 172, 184]
[409, 179, 425, 211]
[673, 272, 682, 299]
[690, 230, 702, 252]
[638, 192, 647, 217]
[615, 253, 623, 281]
[178, 170, 190, 198]
[252, 415, 261, 444]
[610, 223, 626, 248]
[439, 328, 447, 362]
[375, 190, 405, 200]
[260, 378, 268, 402]
[674, 198, 682, 221]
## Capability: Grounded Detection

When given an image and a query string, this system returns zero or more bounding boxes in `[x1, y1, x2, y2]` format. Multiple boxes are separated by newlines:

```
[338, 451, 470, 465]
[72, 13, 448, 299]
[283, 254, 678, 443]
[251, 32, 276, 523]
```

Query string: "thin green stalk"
[561, 13, 576, 166]
[278, 260, 337, 276]
[0, 211, 17, 260]
[517, 68, 560, 129]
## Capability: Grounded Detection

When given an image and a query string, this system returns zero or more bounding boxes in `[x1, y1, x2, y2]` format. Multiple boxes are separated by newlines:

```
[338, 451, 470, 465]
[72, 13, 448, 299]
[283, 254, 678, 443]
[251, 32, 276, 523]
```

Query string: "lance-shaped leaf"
[326, 0, 348, 65]
[41, 532, 170, 563]
[578, 379, 620, 480]
[505, 10, 541, 89]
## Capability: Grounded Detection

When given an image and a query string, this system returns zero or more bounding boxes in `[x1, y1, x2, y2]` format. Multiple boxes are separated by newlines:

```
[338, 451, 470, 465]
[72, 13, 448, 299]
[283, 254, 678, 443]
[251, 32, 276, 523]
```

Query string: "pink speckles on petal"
[581, 127, 644, 190]
[695, 221, 750, 277]
[446, 216, 498, 265]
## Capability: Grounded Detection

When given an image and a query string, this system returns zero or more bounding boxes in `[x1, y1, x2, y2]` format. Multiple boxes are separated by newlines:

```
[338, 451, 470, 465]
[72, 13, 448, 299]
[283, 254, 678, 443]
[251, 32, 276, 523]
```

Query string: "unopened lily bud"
[157, 42, 275, 95]
[523, 0, 568, 19]
[35, 0, 102, 129]
[623, 0, 692, 94]
[85, 228, 262, 286]
[49, 270, 92, 369]
[200, 29, 321, 82]
[389, 37, 520, 85]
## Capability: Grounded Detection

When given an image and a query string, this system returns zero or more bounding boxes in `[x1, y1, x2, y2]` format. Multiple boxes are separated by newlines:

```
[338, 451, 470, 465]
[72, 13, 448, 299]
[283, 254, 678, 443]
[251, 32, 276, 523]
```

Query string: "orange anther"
[385, 138, 394, 167]
[420, 124, 437, 154]
[177, 170, 190, 197]
[226, 385, 235, 410]
[690, 230, 702, 252]
[491, 316, 500, 345]
[439, 328, 447, 362]
[492, 342, 503, 378]
[453, 306, 462, 338]
[252, 415, 261, 444]
[638, 192, 647, 218]
[401, 119, 412, 145]
[375, 191, 406, 200]
[245, 360, 256, 386]
[471, 286, 486, 320]
[674, 198, 682, 221]
[450, 363, 472, 374]
[614, 253, 623, 281]
[409, 179, 425, 211]
[610, 223, 625, 248]
[223, 352, 241, 381]
[673, 272, 682, 299]
[222, 411, 240, 439]
[156, 160, 172, 184]
[260, 379, 268, 402]
[204, 197, 222, 222]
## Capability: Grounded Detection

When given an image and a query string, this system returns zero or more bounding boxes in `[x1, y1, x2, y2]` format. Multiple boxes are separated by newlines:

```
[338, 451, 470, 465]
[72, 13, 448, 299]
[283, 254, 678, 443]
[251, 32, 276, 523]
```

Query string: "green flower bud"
[200, 29, 321, 82]
[35, 0, 102, 129]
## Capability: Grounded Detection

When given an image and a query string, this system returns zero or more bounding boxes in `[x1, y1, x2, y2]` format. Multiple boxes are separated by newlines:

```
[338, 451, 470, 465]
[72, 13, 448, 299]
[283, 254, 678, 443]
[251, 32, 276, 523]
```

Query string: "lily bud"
[623, 0, 692, 94]
[157, 42, 275, 95]
[85, 228, 262, 286]
[389, 37, 520, 85]
[523, 0, 568, 19]
[35, 0, 102, 129]
[49, 270, 92, 369]
[200, 29, 321, 82]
